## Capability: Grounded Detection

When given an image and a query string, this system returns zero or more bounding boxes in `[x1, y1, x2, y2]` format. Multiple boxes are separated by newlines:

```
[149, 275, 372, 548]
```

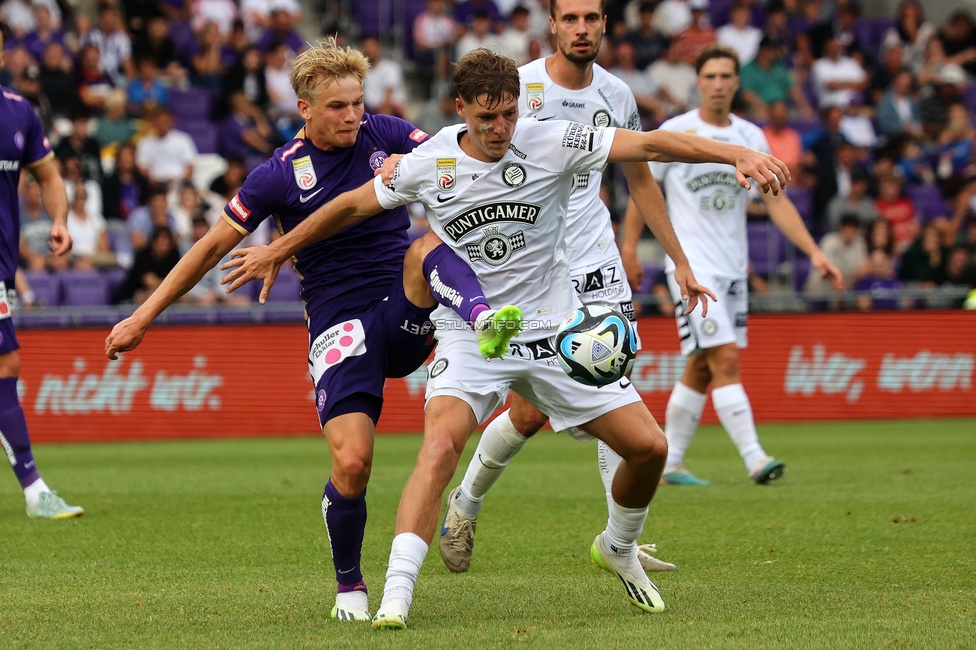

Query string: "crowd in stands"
[4, 0, 976, 312]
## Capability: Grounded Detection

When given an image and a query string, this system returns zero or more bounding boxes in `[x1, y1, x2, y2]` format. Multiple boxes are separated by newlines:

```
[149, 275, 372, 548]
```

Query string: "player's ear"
[297, 98, 312, 121]
[455, 97, 465, 118]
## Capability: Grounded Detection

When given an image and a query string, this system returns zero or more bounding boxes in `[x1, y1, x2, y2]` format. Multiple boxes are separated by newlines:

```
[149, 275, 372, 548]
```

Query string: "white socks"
[664, 382, 707, 469]
[597, 440, 623, 512]
[23, 477, 50, 507]
[456, 409, 528, 519]
[712, 383, 766, 471]
[379, 533, 429, 610]
[604, 499, 648, 556]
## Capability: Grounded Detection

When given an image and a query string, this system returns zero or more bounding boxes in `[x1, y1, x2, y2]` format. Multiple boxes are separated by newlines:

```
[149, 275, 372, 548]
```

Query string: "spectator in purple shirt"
[218, 91, 276, 161]
[22, 4, 64, 64]
[855, 250, 906, 310]
[257, 8, 304, 55]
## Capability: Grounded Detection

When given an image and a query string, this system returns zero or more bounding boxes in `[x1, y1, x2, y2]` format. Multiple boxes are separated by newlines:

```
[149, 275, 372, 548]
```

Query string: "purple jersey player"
[0, 19, 83, 519]
[105, 38, 516, 622]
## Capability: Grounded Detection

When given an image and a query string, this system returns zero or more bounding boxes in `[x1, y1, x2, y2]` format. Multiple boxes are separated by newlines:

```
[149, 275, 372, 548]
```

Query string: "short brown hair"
[550, 0, 606, 18]
[290, 36, 370, 103]
[452, 49, 520, 107]
[695, 44, 740, 75]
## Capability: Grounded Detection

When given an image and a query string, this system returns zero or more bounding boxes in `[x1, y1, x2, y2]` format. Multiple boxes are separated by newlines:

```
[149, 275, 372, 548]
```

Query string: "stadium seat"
[60, 270, 110, 306]
[906, 184, 949, 221]
[165, 309, 219, 325]
[265, 269, 303, 302]
[353, 1, 394, 38]
[638, 263, 664, 297]
[24, 270, 60, 307]
[181, 121, 219, 155]
[101, 267, 127, 300]
[787, 187, 814, 228]
[747, 222, 787, 275]
[964, 84, 976, 113]
[170, 89, 214, 123]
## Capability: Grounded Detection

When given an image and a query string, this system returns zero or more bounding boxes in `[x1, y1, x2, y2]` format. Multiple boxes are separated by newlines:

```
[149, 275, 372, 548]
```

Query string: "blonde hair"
[289, 36, 370, 102]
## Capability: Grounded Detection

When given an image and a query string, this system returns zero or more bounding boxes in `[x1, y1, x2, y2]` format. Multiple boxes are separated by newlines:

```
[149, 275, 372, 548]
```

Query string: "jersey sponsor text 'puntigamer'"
[443, 202, 541, 241]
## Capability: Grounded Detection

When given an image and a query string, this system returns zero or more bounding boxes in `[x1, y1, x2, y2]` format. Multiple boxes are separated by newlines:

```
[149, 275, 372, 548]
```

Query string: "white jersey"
[518, 58, 641, 265]
[650, 109, 770, 279]
[374, 119, 617, 342]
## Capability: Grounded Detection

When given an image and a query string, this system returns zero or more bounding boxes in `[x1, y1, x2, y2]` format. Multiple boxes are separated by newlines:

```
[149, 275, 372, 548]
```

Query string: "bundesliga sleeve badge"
[436, 158, 456, 191]
[292, 155, 317, 190]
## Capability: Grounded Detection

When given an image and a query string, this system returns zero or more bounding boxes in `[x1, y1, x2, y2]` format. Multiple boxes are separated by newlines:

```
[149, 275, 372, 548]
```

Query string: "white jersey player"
[221, 49, 791, 629]
[438, 0, 709, 579]
[518, 57, 642, 317]
[624, 45, 843, 487]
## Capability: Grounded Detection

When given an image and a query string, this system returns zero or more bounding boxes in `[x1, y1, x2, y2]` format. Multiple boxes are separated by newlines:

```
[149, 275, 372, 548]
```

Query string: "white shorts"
[667, 272, 748, 356]
[569, 250, 635, 322]
[570, 250, 640, 349]
[425, 329, 643, 432]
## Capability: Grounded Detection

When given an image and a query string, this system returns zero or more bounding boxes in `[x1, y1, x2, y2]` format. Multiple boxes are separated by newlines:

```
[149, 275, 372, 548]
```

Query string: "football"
[556, 305, 638, 386]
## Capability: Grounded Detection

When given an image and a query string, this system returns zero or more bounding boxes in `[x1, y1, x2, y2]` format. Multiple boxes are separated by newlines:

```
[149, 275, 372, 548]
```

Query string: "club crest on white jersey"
[292, 155, 317, 190]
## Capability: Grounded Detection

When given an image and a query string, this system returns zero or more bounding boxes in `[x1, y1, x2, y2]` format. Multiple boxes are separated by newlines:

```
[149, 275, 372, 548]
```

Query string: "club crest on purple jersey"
[317, 389, 327, 411]
[14, 132, 24, 150]
[369, 150, 388, 170]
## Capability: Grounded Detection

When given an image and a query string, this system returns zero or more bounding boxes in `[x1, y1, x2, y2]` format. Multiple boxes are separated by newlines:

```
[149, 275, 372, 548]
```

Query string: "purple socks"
[422, 243, 490, 326]
[0, 377, 39, 488]
[322, 479, 367, 590]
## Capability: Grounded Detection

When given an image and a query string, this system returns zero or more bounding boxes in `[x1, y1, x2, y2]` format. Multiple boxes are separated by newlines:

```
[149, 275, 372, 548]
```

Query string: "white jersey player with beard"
[373, 118, 642, 430]
[518, 58, 642, 320]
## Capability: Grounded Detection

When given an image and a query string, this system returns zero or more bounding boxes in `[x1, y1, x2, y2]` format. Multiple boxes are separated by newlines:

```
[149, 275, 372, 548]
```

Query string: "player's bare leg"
[581, 402, 668, 612]
[373, 396, 478, 630]
[322, 412, 376, 621]
[440, 394, 547, 572]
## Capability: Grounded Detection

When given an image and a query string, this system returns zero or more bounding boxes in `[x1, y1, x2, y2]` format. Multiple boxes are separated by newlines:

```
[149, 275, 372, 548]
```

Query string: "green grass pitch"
[1, 419, 974, 649]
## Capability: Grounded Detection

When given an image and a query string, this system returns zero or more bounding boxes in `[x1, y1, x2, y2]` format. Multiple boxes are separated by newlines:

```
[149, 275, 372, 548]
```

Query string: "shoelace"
[446, 519, 474, 552]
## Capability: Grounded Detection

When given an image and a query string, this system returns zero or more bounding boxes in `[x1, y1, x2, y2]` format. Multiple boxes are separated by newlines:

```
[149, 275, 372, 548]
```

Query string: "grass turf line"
[1, 419, 974, 648]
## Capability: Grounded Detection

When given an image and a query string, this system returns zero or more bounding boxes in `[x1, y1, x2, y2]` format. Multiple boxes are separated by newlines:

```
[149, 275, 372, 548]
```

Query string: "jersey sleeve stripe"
[24, 151, 55, 169]
[221, 212, 251, 235]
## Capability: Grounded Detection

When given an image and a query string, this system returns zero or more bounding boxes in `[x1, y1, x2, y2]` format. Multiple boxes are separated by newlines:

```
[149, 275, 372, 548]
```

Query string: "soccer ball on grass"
[556, 305, 637, 386]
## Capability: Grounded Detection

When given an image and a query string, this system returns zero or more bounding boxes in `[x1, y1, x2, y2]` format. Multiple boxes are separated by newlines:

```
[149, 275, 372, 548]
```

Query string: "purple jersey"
[0, 86, 54, 281]
[222, 113, 430, 321]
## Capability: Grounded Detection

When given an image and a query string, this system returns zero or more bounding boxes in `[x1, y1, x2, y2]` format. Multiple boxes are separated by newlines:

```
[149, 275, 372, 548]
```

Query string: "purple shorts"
[307, 271, 435, 427]
[0, 317, 18, 355]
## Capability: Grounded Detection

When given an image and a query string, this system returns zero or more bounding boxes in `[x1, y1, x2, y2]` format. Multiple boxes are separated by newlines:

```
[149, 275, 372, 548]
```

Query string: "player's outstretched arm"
[619, 162, 717, 315]
[762, 190, 844, 290]
[105, 219, 244, 359]
[220, 181, 384, 301]
[608, 129, 791, 195]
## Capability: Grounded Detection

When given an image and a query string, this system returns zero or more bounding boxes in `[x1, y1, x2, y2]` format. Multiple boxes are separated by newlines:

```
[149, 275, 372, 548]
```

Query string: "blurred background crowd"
[5, 0, 976, 313]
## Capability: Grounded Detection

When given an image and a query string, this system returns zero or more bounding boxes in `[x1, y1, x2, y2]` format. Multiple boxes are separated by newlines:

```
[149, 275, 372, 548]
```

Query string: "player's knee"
[332, 452, 372, 492]
[707, 348, 740, 379]
[419, 431, 464, 478]
[510, 406, 548, 436]
[625, 427, 668, 467]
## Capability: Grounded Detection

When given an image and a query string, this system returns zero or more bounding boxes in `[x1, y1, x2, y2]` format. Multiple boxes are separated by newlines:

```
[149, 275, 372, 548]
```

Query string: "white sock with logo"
[23, 478, 51, 507]
[456, 409, 527, 519]
[597, 440, 624, 512]
[712, 383, 766, 471]
[664, 382, 707, 469]
[379, 533, 428, 611]
[604, 499, 648, 556]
